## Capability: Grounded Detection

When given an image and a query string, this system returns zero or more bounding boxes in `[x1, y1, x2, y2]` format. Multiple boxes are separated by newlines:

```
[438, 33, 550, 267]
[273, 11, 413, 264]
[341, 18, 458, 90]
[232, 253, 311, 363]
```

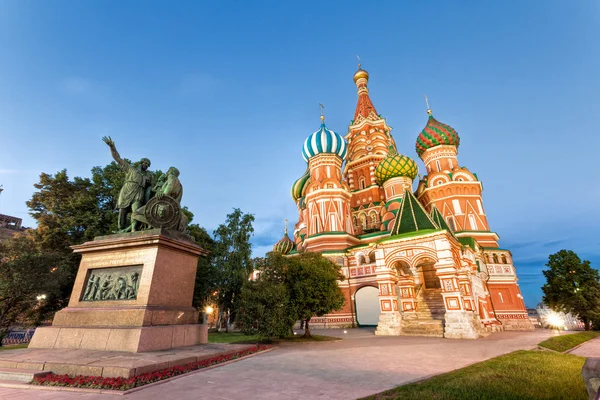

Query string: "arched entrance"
[354, 286, 379, 326]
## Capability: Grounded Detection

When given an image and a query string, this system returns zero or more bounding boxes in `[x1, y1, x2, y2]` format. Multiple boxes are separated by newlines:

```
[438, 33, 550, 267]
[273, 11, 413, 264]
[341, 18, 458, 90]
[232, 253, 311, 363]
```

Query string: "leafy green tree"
[243, 252, 345, 338]
[0, 233, 65, 344]
[213, 208, 255, 331]
[236, 280, 294, 339]
[188, 224, 217, 312]
[542, 250, 600, 330]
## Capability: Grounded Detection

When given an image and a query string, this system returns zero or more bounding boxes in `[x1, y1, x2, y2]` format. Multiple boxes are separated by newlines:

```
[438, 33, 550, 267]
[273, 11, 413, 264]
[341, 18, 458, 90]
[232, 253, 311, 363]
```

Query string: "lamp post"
[204, 306, 214, 325]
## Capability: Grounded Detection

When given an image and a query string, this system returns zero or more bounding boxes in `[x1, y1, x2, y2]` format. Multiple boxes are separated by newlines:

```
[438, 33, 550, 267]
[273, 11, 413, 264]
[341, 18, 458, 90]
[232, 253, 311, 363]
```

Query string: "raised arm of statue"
[102, 136, 129, 170]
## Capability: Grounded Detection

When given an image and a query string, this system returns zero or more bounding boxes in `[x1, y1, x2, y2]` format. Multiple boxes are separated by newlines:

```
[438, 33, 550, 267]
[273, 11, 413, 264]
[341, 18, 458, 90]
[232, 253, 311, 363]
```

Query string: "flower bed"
[31, 344, 271, 391]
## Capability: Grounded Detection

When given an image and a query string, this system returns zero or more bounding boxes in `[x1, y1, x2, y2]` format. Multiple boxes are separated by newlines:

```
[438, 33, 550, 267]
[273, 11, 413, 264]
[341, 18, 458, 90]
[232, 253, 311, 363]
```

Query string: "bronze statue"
[102, 136, 154, 232]
[131, 167, 188, 231]
[102, 137, 189, 233]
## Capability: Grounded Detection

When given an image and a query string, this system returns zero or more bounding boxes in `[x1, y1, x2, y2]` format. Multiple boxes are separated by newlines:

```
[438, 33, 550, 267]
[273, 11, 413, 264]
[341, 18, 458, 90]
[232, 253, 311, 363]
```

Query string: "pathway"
[569, 336, 600, 357]
[0, 329, 556, 400]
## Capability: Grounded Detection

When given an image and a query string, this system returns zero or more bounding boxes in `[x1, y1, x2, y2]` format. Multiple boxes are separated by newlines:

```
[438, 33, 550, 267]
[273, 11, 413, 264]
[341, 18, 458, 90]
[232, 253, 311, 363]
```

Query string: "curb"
[0, 347, 276, 395]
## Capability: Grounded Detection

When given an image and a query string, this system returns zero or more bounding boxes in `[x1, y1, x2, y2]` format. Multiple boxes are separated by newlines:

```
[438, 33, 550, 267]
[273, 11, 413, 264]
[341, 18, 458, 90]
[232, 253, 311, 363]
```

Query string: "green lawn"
[538, 331, 600, 352]
[0, 343, 28, 351]
[361, 350, 587, 400]
[208, 331, 339, 344]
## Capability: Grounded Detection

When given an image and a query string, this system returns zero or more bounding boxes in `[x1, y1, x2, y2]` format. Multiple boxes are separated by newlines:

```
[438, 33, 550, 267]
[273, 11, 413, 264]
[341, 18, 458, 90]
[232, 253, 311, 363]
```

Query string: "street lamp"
[36, 294, 47, 301]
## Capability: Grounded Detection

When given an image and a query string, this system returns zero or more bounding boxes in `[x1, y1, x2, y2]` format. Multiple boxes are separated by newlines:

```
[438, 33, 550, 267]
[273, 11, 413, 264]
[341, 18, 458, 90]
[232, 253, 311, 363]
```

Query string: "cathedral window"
[501, 255, 508, 264]
[369, 252, 376, 263]
[448, 159, 453, 169]
[447, 217, 456, 231]
[358, 255, 365, 265]
[468, 214, 478, 230]
[436, 160, 441, 172]
[329, 214, 337, 231]
[313, 216, 320, 234]
[498, 292, 504, 303]
[493, 254, 499, 264]
[391, 186, 396, 195]
[359, 177, 366, 190]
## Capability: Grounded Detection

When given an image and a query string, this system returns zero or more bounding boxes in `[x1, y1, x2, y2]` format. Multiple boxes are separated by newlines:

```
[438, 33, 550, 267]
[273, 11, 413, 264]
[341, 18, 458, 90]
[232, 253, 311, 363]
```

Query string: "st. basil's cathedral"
[273, 66, 533, 338]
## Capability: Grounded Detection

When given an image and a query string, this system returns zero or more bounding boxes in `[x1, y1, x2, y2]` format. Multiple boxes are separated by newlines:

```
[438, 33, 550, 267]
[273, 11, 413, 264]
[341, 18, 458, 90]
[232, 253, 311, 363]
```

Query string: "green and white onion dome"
[291, 169, 310, 202]
[273, 234, 294, 254]
[302, 117, 347, 162]
[375, 146, 418, 185]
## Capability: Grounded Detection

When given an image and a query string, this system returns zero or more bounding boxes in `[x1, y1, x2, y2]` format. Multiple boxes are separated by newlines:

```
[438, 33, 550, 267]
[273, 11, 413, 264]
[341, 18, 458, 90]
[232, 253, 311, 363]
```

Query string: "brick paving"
[569, 336, 600, 357]
[0, 328, 557, 400]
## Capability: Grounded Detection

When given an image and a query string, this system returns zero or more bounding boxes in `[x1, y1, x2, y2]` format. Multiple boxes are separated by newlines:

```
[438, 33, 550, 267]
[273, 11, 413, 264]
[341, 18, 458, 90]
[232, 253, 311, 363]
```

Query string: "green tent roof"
[390, 189, 438, 235]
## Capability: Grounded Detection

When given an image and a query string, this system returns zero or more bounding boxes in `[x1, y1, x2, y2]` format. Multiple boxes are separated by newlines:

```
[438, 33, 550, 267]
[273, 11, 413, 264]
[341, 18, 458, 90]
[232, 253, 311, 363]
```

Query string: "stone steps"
[0, 368, 51, 383]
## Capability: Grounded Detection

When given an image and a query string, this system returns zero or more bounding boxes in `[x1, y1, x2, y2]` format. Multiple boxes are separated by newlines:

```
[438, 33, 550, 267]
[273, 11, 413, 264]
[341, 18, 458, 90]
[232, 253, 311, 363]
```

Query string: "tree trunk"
[303, 318, 311, 338]
[584, 318, 591, 331]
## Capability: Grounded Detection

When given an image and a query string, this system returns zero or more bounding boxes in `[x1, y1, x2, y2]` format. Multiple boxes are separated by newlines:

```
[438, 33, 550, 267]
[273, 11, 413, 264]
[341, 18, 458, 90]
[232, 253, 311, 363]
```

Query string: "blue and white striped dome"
[302, 121, 347, 162]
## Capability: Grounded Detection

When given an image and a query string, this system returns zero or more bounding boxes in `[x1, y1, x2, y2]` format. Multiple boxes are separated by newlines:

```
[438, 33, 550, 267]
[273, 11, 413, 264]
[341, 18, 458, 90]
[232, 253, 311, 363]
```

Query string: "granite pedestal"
[29, 229, 209, 353]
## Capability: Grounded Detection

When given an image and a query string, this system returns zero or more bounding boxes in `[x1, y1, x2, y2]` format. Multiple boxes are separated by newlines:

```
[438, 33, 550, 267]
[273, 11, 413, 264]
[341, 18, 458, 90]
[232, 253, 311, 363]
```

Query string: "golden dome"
[353, 67, 369, 84]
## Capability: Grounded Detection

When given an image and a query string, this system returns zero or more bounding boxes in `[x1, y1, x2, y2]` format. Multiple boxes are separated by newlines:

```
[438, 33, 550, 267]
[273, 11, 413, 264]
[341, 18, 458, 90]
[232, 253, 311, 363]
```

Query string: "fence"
[1, 329, 35, 346]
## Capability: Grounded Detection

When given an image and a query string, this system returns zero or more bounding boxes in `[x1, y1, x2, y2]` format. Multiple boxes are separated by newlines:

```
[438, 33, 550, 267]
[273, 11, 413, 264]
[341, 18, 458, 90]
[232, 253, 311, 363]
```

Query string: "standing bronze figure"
[102, 136, 154, 232]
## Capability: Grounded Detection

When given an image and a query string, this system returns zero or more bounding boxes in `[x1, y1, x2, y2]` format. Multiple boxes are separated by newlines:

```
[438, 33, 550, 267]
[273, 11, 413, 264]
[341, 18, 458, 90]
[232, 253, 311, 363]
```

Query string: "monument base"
[29, 324, 208, 353]
[29, 229, 209, 353]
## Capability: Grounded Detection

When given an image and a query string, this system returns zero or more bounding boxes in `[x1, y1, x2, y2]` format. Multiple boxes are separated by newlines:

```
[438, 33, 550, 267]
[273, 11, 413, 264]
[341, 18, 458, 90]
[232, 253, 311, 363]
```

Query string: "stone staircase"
[0, 367, 51, 383]
[401, 288, 446, 337]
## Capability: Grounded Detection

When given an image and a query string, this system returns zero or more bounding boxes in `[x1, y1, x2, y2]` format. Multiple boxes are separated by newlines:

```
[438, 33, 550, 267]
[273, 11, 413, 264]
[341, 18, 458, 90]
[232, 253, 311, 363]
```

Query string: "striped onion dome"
[273, 234, 294, 254]
[302, 117, 347, 162]
[375, 146, 418, 185]
[291, 169, 310, 202]
[415, 114, 460, 156]
[273, 221, 294, 255]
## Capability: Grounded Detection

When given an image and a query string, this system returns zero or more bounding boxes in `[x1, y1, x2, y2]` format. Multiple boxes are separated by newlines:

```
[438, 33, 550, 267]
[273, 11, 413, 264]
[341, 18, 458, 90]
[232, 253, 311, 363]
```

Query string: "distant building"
[0, 213, 26, 241]
[536, 303, 584, 330]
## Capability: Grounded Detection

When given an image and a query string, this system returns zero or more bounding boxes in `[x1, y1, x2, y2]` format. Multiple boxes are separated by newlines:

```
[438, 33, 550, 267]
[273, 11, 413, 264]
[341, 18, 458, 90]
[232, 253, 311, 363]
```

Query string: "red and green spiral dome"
[415, 114, 460, 156]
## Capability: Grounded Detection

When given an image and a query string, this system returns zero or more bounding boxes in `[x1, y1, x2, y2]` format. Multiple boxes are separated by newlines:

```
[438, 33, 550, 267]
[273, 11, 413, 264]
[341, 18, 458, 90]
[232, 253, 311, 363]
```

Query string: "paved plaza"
[0, 329, 560, 400]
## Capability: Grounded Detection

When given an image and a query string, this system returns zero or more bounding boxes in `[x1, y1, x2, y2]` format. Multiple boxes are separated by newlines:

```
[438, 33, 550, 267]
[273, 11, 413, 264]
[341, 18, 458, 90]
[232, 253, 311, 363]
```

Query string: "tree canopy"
[542, 249, 600, 330]
[237, 252, 345, 338]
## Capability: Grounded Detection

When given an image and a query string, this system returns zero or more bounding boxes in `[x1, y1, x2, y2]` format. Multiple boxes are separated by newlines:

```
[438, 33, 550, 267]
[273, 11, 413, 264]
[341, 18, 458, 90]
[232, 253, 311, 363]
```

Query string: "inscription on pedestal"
[81, 265, 142, 301]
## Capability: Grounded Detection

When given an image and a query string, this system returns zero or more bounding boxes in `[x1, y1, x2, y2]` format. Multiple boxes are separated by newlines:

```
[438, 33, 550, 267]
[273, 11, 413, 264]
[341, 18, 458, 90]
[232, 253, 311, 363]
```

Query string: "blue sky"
[1, 1, 599, 307]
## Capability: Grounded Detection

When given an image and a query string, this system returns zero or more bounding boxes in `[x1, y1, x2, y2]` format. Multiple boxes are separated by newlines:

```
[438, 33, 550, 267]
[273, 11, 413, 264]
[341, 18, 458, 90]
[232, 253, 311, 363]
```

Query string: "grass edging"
[360, 350, 587, 400]
[538, 331, 600, 353]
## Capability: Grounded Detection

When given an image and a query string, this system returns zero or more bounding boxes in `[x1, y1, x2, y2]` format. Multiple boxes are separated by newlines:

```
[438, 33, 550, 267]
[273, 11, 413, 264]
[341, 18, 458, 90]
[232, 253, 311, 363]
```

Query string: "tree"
[212, 208, 255, 331]
[241, 252, 345, 338]
[542, 250, 600, 330]
[236, 280, 294, 339]
[0, 233, 65, 344]
[187, 224, 218, 313]
[287, 252, 345, 337]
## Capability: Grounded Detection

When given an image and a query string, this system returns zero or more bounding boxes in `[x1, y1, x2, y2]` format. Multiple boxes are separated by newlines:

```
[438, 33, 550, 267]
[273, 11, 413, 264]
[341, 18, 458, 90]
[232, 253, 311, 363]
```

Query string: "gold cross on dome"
[319, 103, 325, 121]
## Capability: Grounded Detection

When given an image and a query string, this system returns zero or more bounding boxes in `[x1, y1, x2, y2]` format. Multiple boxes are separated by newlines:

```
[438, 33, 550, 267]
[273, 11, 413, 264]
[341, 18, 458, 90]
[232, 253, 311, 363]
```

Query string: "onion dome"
[375, 146, 418, 185]
[415, 112, 460, 156]
[302, 116, 347, 162]
[273, 220, 294, 255]
[353, 67, 369, 84]
[291, 169, 310, 202]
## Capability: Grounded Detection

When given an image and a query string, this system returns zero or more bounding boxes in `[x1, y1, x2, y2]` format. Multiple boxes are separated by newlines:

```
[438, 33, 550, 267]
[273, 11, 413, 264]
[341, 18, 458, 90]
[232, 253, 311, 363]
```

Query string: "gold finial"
[319, 103, 325, 122]
[284, 219, 288, 235]
[424, 94, 432, 115]
[357, 55, 361, 70]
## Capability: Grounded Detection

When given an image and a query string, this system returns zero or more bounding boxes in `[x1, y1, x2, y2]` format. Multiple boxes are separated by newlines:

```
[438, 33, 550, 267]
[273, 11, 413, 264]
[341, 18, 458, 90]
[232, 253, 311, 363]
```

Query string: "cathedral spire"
[353, 64, 378, 121]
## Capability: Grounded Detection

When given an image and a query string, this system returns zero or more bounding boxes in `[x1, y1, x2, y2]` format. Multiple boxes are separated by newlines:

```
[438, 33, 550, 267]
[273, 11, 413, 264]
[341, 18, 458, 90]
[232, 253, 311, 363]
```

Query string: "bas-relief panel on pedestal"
[81, 265, 142, 301]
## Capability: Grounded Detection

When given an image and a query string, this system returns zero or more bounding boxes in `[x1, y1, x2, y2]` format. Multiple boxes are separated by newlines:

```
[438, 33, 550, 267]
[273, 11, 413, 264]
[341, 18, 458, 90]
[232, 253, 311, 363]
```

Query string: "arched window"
[370, 212, 378, 226]
[436, 160, 441, 172]
[359, 214, 367, 229]
[493, 254, 499, 264]
[358, 255, 365, 265]
[501, 255, 508, 264]
[369, 252, 376, 263]
[359, 177, 366, 190]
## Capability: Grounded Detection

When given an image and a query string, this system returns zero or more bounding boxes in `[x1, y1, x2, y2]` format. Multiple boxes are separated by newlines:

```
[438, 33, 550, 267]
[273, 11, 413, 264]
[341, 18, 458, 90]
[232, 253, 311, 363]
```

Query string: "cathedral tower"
[414, 104, 498, 248]
[301, 116, 358, 252]
[344, 67, 394, 234]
